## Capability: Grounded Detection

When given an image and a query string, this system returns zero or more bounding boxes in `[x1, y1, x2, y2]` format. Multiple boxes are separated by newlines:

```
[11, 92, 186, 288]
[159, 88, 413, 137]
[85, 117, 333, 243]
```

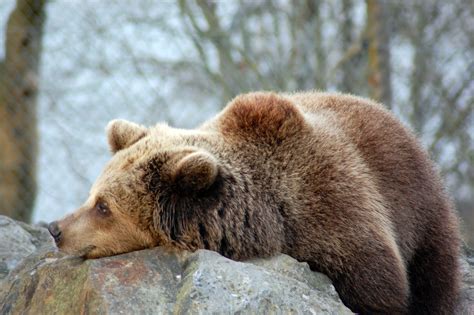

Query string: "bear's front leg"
[309, 237, 409, 314]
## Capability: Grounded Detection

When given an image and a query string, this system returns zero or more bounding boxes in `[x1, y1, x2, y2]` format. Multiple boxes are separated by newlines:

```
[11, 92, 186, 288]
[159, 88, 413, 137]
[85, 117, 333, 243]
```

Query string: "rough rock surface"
[459, 246, 474, 314]
[0, 216, 351, 314]
[0, 215, 473, 314]
[0, 250, 352, 314]
[0, 215, 55, 282]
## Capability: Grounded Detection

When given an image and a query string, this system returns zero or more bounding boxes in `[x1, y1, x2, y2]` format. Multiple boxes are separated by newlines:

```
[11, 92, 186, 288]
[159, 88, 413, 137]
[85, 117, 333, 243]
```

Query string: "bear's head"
[48, 119, 221, 259]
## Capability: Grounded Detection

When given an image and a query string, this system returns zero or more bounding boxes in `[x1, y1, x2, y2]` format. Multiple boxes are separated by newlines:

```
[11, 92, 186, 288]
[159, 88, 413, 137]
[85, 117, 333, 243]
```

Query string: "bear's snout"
[48, 221, 62, 244]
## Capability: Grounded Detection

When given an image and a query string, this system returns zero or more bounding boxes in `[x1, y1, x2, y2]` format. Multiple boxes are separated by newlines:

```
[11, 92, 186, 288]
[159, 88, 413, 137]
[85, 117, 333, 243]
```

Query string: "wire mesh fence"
[0, 0, 473, 244]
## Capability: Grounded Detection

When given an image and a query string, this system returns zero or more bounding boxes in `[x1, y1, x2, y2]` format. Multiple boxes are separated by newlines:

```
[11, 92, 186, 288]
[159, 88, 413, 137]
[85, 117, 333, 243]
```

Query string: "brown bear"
[48, 92, 460, 314]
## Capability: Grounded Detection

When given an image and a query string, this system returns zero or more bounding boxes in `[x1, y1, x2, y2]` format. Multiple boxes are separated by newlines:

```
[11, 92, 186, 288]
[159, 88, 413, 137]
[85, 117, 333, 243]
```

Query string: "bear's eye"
[95, 202, 110, 217]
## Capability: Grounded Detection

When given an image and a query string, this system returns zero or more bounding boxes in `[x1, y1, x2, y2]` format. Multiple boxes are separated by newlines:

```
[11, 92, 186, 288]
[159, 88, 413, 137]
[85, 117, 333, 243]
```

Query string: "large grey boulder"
[0, 215, 351, 314]
[1, 215, 473, 314]
[0, 249, 352, 314]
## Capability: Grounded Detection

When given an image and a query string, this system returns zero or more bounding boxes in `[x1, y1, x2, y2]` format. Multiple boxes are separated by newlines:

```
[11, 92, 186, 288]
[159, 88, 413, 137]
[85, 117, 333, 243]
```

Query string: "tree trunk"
[309, 0, 327, 90]
[409, 4, 429, 134]
[366, 0, 392, 108]
[340, 0, 354, 93]
[0, 0, 46, 222]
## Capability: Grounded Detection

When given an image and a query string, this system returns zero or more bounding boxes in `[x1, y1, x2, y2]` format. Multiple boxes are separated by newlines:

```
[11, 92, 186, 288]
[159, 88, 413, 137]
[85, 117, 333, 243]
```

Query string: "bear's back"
[287, 92, 454, 260]
[183, 91, 461, 313]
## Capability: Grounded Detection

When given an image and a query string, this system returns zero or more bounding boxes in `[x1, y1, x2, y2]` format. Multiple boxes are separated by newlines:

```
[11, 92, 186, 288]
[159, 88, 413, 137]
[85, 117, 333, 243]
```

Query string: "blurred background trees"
[0, 0, 46, 221]
[0, 0, 472, 244]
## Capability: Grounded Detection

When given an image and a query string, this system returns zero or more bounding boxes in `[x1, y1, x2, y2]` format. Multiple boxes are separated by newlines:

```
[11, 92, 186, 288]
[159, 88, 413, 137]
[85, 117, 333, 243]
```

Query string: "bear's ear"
[171, 151, 218, 192]
[218, 92, 306, 142]
[106, 119, 147, 154]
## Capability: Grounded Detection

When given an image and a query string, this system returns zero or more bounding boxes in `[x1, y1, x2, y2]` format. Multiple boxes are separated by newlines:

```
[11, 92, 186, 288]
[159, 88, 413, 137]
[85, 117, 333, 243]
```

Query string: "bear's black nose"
[48, 221, 62, 244]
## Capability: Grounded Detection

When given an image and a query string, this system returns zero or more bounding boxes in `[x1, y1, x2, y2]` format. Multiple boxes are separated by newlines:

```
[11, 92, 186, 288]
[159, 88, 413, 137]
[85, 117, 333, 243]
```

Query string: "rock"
[179, 251, 351, 314]
[1, 215, 473, 314]
[0, 216, 55, 282]
[458, 246, 474, 314]
[0, 215, 351, 314]
[0, 246, 352, 314]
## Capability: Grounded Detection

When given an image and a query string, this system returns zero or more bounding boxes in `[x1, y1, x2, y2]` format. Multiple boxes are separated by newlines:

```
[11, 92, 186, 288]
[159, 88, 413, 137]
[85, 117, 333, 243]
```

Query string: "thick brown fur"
[52, 91, 460, 314]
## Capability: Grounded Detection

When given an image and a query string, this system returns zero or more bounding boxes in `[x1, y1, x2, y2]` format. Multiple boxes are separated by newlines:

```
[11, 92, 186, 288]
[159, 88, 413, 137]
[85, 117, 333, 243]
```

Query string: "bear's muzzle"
[48, 221, 62, 244]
